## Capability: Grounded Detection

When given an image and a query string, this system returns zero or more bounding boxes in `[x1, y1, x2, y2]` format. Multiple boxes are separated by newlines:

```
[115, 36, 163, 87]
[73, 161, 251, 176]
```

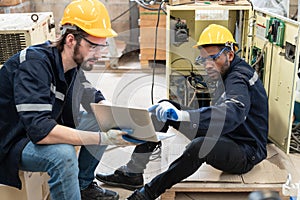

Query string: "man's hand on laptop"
[100, 129, 135, 146]
[148, 101, 190, 122]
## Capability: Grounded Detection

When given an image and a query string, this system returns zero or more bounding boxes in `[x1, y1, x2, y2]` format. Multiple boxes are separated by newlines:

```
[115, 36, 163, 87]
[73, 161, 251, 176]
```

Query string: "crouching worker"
[0, 0, 134, 200]
[124, 24, 269, 200]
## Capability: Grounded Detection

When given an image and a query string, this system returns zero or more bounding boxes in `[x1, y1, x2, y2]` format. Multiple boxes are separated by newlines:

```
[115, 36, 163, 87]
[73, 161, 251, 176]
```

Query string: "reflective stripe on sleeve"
[249, 72, 258, 86]
[225, 98, 245, 107]
[19, 48, 27, 63]
[16, 104, 52, 112]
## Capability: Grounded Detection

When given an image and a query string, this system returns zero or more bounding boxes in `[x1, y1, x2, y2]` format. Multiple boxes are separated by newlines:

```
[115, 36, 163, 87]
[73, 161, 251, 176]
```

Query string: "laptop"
[90, 103, 175, 143]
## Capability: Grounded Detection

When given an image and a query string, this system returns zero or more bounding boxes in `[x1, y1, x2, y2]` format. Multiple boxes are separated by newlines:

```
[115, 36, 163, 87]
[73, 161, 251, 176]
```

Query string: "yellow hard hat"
[193, 24, 237, 50]
[61, 0, 117, 38]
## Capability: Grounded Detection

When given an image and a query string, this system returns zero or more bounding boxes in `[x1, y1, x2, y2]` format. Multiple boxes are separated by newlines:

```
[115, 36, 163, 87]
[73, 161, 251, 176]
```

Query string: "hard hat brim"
[84, 28, 118, 38]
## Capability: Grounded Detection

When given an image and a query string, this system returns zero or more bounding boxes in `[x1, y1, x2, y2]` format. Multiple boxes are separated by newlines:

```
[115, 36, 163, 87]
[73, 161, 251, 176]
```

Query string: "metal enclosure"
[0, 12, 56, 66]
[166, 2, 251, 109]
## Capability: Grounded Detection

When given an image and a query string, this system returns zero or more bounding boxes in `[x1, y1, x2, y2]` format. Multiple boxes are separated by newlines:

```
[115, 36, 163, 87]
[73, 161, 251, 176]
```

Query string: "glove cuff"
[180, 111, 190, 121]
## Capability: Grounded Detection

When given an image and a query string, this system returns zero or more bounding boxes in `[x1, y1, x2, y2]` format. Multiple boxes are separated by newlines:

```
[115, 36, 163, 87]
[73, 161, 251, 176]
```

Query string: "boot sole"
[81, 193, 119, 200]
[96, 177, 143, 191]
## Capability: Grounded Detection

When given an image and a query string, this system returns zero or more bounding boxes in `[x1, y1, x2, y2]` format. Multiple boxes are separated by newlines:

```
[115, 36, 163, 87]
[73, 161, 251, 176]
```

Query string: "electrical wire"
[251, 40, 268, 68]
[134, 0, 167, 13]
[290, 8, 298, 21]
[111, 3, 137, 23]
[274, 0, 287, 17]
[170, 59, 194, 106]
[170, 69, 189, 105]
[247, 0, 254, 10]
[171, 57, 194, 72]
[290, 123, 300, 153]
[171, 58, 208, 107]
[186, 76, 207, 107]
[150, 1, 165, 104]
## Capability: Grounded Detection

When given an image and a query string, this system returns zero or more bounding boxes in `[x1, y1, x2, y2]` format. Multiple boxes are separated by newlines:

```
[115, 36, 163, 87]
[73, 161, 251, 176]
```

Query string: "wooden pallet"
[158, 141, 291, 200]
[160, 182, 288, 200]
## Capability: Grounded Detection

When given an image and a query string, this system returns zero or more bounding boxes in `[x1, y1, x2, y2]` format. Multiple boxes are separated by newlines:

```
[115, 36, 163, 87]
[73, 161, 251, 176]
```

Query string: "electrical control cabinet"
[166, 1, 252, 109]
[250, 8, 300, 153]
[166, 2, 300, 153]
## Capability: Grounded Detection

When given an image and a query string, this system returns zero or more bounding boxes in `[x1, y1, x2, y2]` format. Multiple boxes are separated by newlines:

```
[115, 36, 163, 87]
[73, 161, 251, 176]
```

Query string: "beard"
[206, 57, 230, 82]
[72, 43, 96, 71]
[80, 57, 97, 71]
[219, 56, 230, 77]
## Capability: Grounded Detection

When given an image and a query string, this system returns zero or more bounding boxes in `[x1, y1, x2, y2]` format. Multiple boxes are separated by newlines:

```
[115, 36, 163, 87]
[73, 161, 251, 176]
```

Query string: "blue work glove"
[148, 101, 190, 122]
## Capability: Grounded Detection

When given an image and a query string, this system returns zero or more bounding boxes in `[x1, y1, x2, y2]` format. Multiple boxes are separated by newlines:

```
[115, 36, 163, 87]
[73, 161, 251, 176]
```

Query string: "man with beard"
[0, 0, 134, 200]
[98, 24, 269, 200]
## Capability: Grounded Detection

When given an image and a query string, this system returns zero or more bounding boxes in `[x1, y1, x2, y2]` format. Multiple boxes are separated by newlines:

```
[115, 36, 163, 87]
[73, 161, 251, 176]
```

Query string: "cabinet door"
[251, 8, 300, 153]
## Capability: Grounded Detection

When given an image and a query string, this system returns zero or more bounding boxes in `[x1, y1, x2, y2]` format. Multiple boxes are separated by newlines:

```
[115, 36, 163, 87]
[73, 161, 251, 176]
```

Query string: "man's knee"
[50, 144, 78, 172]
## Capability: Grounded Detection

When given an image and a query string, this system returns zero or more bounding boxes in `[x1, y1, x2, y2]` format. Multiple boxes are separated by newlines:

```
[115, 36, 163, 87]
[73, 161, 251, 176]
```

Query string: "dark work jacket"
[0, 41, 105, 189]
[186, 55, 268, 166]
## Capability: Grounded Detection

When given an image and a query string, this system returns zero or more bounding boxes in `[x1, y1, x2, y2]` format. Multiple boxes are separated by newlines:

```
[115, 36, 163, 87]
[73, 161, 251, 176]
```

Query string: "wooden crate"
[139, 5, 166, 68]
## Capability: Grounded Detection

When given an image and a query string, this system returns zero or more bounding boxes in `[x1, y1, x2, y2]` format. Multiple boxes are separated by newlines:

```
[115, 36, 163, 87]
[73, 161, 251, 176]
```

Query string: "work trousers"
[126, 100, 198, 174]
[144, 136, 254, 199]
[125, 99, 255, 199]
[19, 112, 107, 200]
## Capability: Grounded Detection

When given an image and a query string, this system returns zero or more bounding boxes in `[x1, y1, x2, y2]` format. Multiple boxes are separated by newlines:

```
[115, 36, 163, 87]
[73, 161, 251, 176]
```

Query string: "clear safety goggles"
[195, 47, 229, 65]
[79, 35, 109, 52]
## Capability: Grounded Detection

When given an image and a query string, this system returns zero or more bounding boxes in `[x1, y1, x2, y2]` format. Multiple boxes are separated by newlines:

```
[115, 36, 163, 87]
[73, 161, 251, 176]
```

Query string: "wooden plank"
[140, 49, 166, 61]
[161, 182, 289, 200]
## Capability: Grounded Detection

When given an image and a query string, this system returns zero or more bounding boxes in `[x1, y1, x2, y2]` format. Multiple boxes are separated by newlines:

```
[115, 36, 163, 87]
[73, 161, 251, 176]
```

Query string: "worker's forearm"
[37, 124, 100, 145]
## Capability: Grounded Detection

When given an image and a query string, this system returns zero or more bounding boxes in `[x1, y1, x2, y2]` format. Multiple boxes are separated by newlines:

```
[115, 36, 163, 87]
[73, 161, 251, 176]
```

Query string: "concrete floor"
[85, 61, 300, 200]
[86, 64, 167, 199]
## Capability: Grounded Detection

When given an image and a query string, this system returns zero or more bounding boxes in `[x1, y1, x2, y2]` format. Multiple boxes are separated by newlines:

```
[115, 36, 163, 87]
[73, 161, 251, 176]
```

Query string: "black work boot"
[126, 189, 149, 200]
[96, 166, 143, 191]
[81, 182, 119, 200]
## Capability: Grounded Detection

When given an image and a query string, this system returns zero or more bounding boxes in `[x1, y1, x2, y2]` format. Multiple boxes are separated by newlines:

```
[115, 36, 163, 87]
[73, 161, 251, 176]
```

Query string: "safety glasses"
[195, 47, 228, 65]
[79, 35, 108, 51]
